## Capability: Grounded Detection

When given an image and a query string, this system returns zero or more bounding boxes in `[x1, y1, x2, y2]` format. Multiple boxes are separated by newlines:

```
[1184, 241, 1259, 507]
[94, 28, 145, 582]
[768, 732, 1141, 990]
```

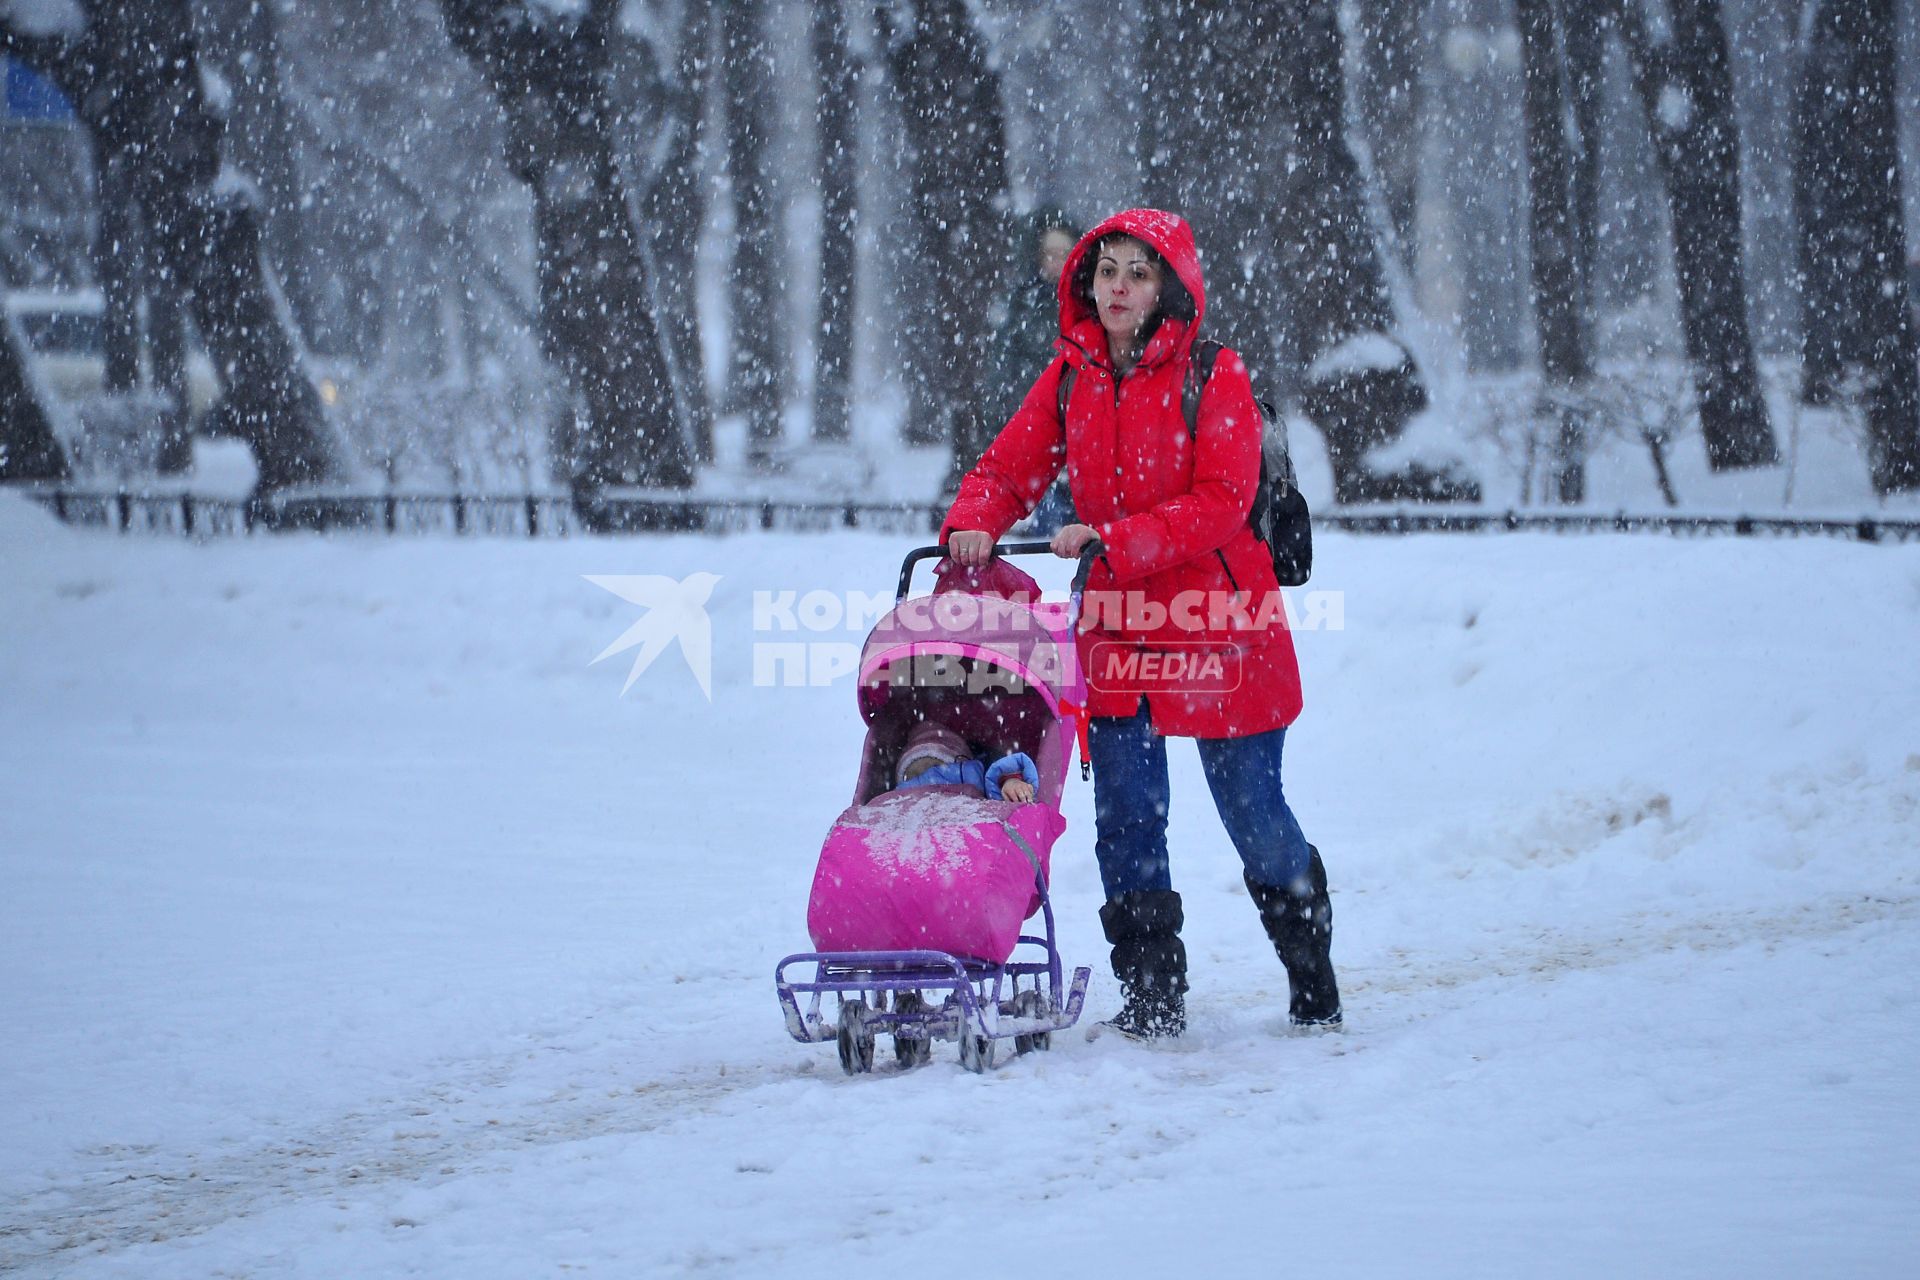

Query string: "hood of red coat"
[1056, 207, 1206, 363]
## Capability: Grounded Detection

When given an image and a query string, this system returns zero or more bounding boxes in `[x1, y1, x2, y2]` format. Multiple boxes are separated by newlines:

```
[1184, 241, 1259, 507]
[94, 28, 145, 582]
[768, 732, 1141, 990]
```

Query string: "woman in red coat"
[943, 208, 1340, 1038]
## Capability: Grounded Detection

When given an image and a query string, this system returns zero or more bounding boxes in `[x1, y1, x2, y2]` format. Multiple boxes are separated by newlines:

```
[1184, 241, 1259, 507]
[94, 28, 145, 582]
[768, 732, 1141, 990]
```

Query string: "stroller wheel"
[837, 1000, 876, 1076]
[1013, 989, 1051, 1054]
[892, 993, 932, 1068]
[959, 1028, 997, 1074]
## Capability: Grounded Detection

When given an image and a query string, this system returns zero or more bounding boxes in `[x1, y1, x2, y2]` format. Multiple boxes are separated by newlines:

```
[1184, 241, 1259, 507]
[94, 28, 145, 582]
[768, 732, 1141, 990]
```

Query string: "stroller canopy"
[856, 590, 1081, 723]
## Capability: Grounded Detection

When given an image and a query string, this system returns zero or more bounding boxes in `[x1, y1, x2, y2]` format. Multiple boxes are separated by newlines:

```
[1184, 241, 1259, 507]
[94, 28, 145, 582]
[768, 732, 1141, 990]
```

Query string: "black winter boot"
[1098, 889, 1189, 1040]
[1246, 847, 1343, 1027]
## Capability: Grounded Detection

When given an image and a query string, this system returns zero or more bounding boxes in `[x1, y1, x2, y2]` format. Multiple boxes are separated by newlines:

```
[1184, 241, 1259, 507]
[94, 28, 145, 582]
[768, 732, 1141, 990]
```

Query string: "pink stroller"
[775, 542, 1098, 1073]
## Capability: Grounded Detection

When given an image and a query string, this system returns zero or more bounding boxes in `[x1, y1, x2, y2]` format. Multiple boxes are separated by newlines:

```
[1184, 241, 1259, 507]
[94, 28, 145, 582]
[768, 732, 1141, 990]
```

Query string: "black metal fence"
[17, 486, 1920, 544]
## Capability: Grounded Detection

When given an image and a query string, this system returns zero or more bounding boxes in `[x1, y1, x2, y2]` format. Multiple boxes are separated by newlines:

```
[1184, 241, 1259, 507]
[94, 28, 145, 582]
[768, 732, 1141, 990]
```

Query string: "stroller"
[775, 541, 1099, 1074]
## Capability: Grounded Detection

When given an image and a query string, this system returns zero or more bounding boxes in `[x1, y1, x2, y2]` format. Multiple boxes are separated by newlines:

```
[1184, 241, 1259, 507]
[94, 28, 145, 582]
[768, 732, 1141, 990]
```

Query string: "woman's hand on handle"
[946, 529, 995, 567]
[1050, 523, 1100, 559]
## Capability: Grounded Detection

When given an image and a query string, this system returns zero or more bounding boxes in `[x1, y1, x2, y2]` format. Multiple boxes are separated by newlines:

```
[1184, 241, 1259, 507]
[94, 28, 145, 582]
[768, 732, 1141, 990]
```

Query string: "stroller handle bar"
[896, 538, 1105, 603]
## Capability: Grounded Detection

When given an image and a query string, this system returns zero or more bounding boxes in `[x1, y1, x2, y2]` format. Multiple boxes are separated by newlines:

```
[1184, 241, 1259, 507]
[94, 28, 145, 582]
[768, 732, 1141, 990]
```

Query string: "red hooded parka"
[941, 208, 1303, 739]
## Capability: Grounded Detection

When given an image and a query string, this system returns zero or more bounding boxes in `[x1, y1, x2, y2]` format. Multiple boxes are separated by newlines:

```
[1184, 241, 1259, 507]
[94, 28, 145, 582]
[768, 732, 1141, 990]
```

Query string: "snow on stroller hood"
[810, 775, 1067, 964]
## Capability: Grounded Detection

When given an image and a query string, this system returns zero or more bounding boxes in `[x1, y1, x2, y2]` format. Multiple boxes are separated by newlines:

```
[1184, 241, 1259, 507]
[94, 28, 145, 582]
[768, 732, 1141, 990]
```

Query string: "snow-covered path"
[3, 495, 1917, 1277]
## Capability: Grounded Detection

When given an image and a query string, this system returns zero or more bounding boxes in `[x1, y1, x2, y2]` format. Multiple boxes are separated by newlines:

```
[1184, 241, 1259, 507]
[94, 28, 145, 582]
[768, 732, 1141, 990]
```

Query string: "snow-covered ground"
[3, 491, 1918, 1278]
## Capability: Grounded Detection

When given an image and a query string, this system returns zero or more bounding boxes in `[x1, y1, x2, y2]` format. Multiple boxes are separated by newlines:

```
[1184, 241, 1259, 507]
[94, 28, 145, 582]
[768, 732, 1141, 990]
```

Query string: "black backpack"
[1056, 339, 1312, 586]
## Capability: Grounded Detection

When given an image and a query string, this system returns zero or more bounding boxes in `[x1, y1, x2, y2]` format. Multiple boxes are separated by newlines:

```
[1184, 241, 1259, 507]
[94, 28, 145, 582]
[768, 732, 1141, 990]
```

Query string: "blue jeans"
[1089, 703, 1311, 901]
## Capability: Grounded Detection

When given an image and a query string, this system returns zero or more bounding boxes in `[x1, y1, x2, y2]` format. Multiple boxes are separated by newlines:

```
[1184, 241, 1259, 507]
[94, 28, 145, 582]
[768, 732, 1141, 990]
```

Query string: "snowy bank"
[2, 493, 1917, 1278]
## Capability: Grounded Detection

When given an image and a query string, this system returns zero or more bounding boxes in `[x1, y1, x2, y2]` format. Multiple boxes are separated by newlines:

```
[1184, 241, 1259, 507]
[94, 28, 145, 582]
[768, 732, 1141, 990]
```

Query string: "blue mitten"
[984, 752, 1040, 801]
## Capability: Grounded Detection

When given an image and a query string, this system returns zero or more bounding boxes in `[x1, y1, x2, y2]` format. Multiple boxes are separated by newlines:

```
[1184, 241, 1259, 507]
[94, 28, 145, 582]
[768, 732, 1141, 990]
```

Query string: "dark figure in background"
[980, 209, 1081, 530]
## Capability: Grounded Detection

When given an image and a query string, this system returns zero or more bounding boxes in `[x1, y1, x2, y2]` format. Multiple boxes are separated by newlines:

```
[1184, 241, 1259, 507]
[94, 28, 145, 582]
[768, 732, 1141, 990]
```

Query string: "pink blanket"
[806, 785, 1067, 964]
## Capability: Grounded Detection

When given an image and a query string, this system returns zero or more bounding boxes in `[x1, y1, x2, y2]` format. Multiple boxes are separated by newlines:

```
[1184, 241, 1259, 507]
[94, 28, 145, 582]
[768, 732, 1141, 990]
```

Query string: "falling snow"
[3, 2, 1920, 1275]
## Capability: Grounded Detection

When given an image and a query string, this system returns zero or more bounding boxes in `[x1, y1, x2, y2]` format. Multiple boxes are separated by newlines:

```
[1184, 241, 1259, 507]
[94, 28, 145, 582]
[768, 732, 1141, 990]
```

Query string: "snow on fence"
[14, 486, 1920, 544]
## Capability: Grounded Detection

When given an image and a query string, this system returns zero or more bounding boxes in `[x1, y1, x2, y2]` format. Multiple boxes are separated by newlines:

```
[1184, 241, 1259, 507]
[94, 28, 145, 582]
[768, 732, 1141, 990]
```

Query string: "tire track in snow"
[0, 1054, 813, 1273]
[1351, 888, 1919, 1001]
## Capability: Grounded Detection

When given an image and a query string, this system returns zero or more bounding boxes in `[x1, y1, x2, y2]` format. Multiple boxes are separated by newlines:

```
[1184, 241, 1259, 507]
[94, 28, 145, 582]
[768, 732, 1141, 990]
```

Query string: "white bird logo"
[585, 572, 722, 700]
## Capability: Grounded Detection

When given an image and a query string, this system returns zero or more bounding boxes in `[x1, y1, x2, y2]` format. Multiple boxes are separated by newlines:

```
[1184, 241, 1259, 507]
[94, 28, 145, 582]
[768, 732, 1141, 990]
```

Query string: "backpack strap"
[1181, 339, 1223, 436]
[1184, 339, 1294, 488]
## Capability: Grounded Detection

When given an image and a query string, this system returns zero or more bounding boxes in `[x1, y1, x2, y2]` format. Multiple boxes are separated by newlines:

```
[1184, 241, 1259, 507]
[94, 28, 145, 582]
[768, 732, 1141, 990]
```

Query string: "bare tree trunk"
[1278, 0, 1405, 390]
[1615, 0, 1778, 471]
[89, 79, 191, 472]
[1561, 0, 1606, 328]
[723, 0, 785, 467]
[441, 0, 691, 493]
[1796, 0, 1920, 493]
[1793, 3, 1849, 407]
[639, 0, 716, 463]
[202, 0, 312, 344]
[145, 263, 189, 460]
[1353, 0, 1425, 268]
[1281, 1, 1467, 501]
[811, 0, 857, 445]
[179, 192, 334, 490]
[876, 0, 1011, 488]
[93, 155, 145, 396]
[1516, 0, 1594, 502]
[1, 313, 69, 482]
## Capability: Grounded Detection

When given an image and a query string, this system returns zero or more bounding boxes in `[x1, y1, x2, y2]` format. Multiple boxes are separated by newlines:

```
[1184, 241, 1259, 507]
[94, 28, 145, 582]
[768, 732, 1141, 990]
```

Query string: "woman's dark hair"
[1068, 233, 1197, 341]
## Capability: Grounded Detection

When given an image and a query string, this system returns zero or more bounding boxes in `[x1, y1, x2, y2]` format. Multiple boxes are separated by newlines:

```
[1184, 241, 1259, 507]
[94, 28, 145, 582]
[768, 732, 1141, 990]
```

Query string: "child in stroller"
[892, 718, 1038, 803]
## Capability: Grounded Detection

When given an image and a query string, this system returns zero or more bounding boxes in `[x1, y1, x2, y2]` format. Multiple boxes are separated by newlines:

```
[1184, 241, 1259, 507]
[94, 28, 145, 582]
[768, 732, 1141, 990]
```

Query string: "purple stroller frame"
[774, 884, 1091, 1073]
[775, 541, 1101, 1073]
